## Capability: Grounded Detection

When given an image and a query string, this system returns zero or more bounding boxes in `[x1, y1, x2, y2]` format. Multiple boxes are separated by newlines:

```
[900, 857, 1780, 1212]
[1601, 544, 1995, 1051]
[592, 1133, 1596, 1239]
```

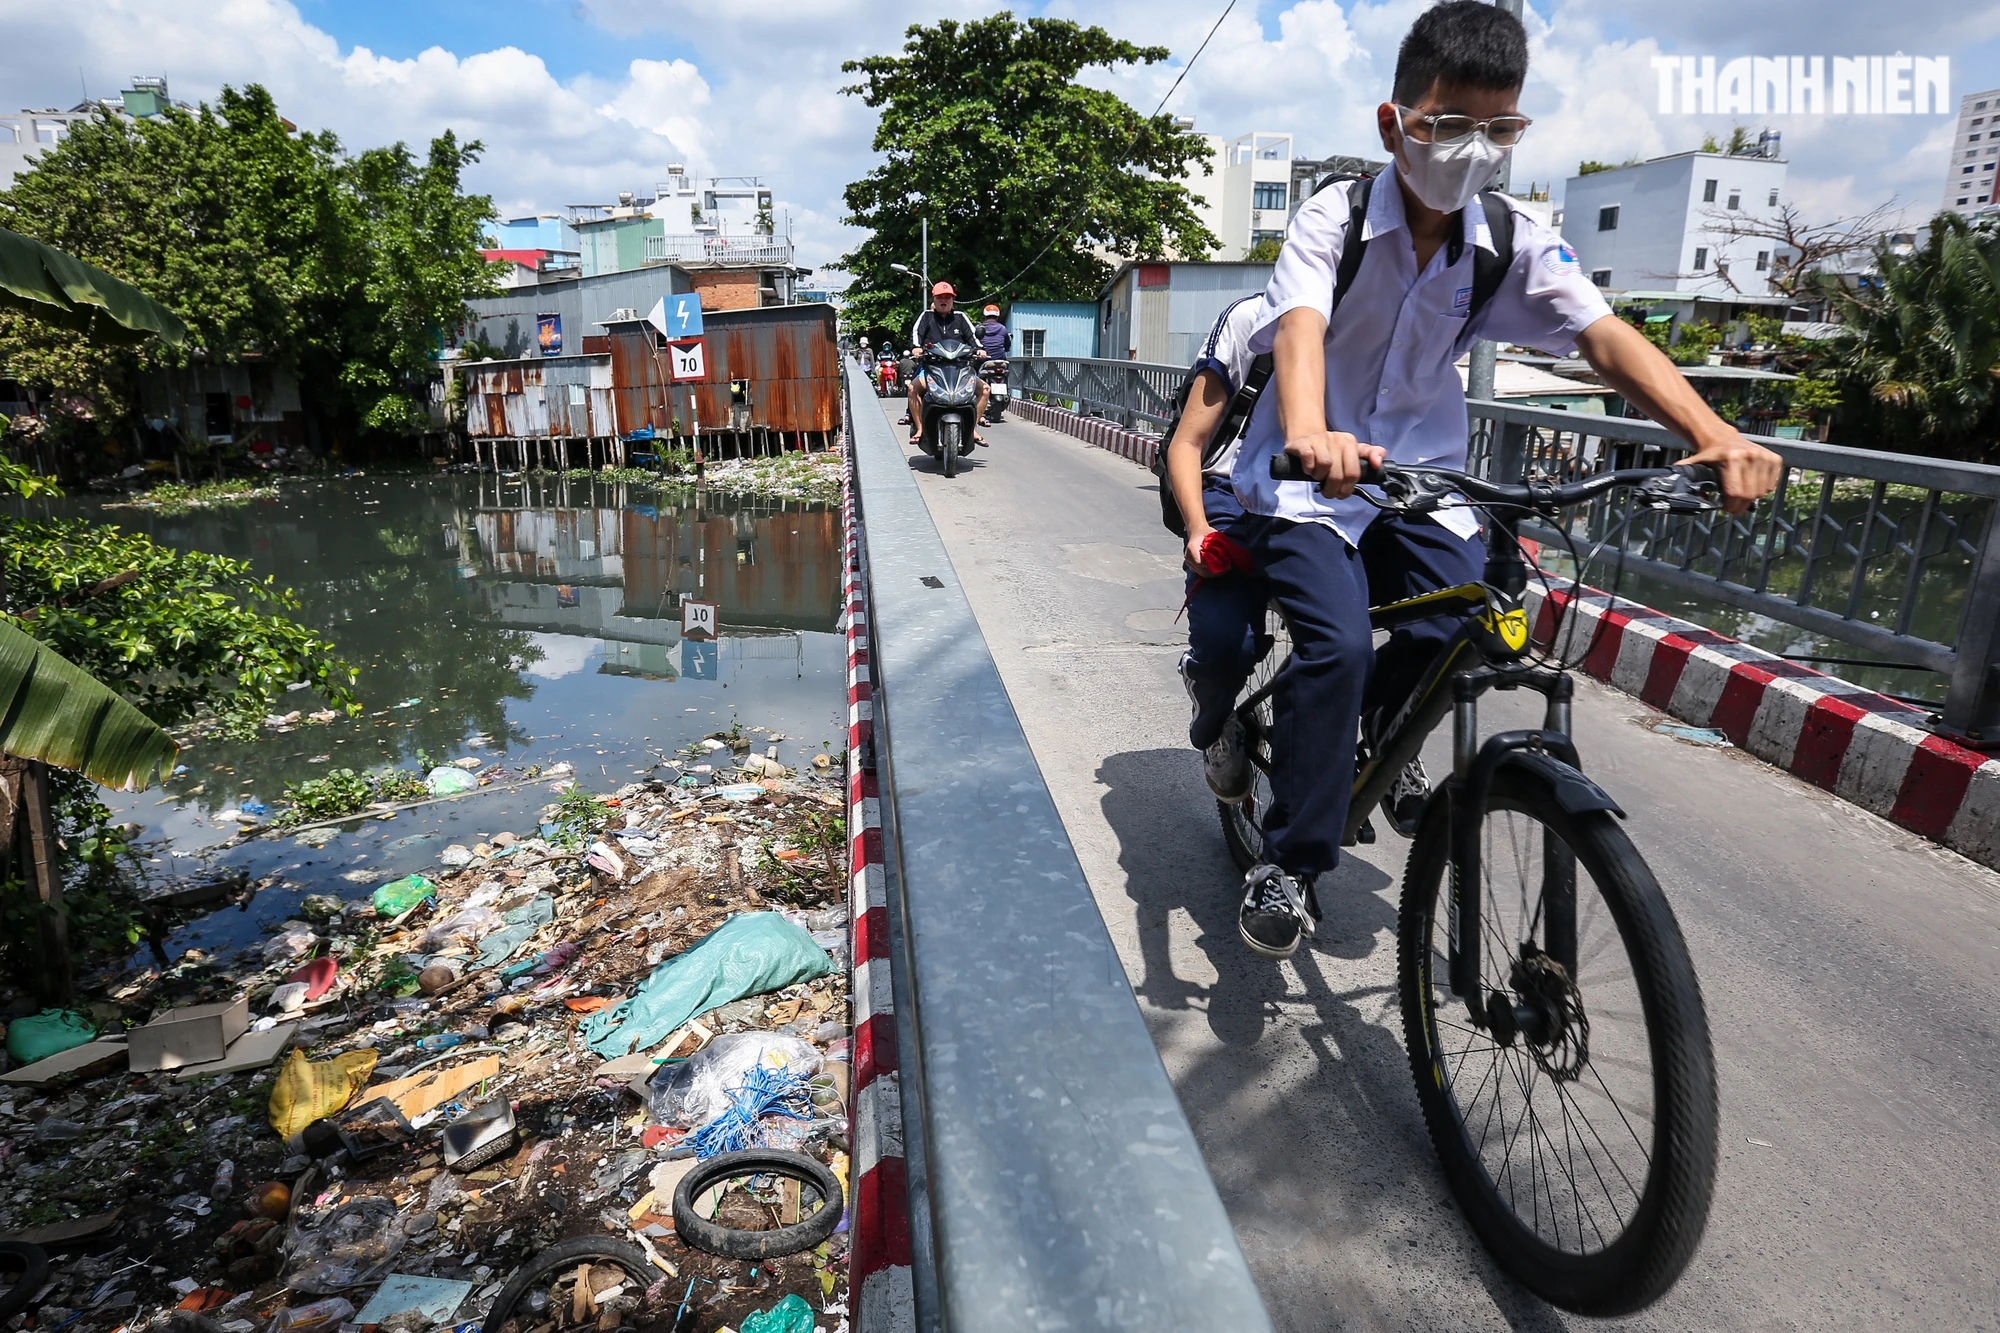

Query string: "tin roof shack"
[604, 302, 839, 454]
[462, 267, 695, 360]
[461, 353, 620, 467]
[136, 360, 307, 459]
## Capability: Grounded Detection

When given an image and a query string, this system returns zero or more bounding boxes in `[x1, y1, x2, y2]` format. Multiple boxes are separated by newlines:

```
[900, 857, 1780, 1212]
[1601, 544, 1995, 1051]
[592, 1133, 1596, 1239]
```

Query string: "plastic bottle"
[415, 1033, 465, 1051]
[266, 1297, 355, 1333]
[210, 1159, 236, 1200]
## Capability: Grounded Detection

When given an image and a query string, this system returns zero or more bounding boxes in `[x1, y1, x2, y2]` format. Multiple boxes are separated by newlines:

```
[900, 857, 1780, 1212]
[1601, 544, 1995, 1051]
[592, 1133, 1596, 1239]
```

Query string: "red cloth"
[1196, 529, 1252, 577]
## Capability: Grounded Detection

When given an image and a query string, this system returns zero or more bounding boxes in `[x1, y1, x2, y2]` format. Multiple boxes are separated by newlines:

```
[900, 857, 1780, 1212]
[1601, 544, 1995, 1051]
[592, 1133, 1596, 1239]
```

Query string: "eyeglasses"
[1397, 106, 1532, 148]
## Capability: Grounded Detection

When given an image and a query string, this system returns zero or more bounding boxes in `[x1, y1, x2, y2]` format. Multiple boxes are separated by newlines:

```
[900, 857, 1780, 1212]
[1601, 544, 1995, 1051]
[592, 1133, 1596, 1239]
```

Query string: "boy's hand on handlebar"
[1682, 428, 1782, 515]
[1283, 431, 1387, 499]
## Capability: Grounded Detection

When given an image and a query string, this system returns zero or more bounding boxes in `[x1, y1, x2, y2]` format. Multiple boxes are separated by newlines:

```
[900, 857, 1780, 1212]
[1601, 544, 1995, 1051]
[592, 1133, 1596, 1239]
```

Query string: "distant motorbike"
[979, 358, 1010, 424]
[916, 339, 979, 478]
[875, 358, 897, 397]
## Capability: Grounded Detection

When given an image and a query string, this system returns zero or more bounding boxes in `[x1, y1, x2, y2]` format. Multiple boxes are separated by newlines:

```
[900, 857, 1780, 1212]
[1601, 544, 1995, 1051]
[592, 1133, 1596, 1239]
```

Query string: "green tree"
[0, 85, 498, 450]
[1242, 238, 1283, 263]
[1820, 213, 2000, 460]
[836, 14, 1220, 332]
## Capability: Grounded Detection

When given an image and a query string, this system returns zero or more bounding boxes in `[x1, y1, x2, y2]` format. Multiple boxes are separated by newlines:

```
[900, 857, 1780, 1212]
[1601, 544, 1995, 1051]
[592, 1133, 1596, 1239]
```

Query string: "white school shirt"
[1190, 297, 1262, 477]
[1230, 172, 1613, 545]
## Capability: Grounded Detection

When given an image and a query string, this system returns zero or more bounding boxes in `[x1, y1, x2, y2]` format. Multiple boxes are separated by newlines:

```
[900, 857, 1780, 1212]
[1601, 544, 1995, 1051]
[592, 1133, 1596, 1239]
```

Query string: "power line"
[964, 0, 1240, 306]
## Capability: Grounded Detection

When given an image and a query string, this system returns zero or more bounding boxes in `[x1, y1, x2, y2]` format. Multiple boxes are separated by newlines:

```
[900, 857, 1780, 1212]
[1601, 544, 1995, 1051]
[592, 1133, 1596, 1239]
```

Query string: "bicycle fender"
[1502, 749, 1625, 818]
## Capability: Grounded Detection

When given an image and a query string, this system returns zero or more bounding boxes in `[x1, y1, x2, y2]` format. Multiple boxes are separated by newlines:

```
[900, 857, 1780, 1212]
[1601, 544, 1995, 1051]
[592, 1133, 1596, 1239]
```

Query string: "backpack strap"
[1209, 175, 1378, 465]
[1470, 190, 1516, 322]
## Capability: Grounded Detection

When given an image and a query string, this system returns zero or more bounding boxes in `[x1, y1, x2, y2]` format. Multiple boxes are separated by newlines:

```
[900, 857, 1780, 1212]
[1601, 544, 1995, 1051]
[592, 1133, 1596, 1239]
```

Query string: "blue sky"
[17, 0, 2000, 276]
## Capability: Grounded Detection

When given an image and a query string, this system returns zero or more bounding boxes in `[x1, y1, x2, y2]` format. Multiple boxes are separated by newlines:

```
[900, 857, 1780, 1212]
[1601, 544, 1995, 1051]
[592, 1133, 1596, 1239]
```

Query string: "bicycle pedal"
[1344, 817, 1376, 847]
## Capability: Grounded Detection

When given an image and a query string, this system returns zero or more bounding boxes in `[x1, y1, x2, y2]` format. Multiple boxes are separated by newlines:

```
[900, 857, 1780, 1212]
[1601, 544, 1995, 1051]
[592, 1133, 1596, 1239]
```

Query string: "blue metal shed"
[1007, 301, 1097, 360]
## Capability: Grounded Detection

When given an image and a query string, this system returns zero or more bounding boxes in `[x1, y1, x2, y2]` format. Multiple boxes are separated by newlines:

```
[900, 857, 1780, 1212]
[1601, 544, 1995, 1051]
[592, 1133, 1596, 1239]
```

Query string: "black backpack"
[1153, 175, 1518, 537]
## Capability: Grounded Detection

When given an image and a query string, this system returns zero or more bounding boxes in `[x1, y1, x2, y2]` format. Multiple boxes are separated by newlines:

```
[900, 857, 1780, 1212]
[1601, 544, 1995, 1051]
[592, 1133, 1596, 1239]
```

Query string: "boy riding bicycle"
[1171, 0, 1780, 960]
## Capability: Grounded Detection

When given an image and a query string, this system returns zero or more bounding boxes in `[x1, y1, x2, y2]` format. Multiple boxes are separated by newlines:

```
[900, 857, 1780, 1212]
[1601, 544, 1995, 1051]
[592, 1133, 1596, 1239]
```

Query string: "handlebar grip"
[1672, 461, 1721, 487]
[1268, 453, 1387, 485]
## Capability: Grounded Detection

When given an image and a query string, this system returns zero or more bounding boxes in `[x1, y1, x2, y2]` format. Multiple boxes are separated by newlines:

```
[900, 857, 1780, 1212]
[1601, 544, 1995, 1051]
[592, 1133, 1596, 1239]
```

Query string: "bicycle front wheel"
[1397, 767, 1718, 1315]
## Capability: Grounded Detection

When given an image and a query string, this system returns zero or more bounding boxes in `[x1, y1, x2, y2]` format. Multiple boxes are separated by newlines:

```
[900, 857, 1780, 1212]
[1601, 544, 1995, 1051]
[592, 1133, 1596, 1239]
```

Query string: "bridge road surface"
[872, 396, 2000, 1331]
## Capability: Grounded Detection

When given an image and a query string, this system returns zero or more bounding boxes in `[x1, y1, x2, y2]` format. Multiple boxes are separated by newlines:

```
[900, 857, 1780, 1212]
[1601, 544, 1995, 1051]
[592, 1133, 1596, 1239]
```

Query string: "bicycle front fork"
[1445, 668, 1582, 1019]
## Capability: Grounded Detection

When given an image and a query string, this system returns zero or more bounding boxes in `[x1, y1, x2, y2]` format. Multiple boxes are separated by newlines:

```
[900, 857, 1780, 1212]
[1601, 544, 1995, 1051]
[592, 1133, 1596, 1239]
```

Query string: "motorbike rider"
[976, 304, 1011, 360]
[907, 281, 990, 446]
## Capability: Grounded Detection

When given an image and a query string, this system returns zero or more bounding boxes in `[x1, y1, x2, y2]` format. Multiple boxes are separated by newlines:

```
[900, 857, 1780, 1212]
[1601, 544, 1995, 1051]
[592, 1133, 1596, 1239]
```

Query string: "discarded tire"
[479, 1236, 653, 1333]
[670, 1150, 843, 1261]
[0, 1241, 51, 1322]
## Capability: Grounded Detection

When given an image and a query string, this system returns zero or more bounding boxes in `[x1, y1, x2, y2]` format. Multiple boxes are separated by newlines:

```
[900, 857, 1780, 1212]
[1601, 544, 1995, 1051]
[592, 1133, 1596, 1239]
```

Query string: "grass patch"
[543, 784, 612, 850]
[273, 766, 433, 827]
[130, 479, 278, 512]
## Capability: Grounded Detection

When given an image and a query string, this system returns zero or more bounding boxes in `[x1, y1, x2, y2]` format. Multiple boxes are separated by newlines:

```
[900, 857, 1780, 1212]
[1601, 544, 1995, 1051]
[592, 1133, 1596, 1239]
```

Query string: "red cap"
[931, 281, 955, 296]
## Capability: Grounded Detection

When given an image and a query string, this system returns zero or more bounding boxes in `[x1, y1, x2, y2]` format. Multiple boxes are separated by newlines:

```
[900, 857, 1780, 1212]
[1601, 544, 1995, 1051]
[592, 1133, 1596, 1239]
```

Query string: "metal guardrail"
[843, 360, 1273, 1331]
[1014, 355, 1185, 435]
[1015, 355, 2000, 740]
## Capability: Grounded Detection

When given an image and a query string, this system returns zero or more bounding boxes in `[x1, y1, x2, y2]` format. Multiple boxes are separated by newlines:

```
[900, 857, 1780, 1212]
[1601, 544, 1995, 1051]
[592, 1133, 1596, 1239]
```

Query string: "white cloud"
[522, 632, 597, 679]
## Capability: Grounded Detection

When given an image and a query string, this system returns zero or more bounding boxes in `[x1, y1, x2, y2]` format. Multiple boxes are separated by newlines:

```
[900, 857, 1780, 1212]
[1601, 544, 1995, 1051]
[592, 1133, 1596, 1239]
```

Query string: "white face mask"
[1394, 118, 1511, 214]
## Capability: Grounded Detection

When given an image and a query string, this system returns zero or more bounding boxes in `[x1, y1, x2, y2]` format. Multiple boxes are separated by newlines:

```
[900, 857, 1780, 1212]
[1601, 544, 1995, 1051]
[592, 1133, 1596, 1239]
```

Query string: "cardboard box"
[128, 995, 249, 1072]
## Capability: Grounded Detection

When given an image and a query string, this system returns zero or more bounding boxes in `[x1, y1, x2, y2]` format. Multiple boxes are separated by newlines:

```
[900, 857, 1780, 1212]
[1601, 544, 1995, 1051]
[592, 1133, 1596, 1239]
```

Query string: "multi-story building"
[1561, 138, 1789, 297]
[562, 167, 803, 309]
[0, 77, 181, 189]
[1941, 87, 2000, 214]
[1178, 129, 1298, 260]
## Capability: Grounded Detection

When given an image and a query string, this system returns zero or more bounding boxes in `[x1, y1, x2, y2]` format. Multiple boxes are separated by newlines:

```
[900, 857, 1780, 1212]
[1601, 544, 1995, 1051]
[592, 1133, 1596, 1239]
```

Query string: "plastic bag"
[740, 1294, 816, 1333]
[582, 912, 833, 1058]
[425, 767, 476, 796]
[5, 1009, 95, 1065]
[269, 1048, 379, 1139]
[372, 875, 435, 918]
[647, 1032, 821, 1129]
[284, 1196, 406, 1294]
[421, 906, 503, 951]
[263, 927, 317, 965]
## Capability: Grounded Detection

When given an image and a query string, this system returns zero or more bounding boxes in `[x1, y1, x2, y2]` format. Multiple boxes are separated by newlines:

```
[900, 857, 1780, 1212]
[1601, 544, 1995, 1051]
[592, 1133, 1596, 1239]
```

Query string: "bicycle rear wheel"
[1397, 768, 1717, 1315]
[1219, 600, 1290, 871]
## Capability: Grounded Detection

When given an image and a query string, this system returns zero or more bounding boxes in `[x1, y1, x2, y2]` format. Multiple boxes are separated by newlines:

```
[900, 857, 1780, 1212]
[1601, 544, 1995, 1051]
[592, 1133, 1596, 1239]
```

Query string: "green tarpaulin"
[0, 226, 185, 347]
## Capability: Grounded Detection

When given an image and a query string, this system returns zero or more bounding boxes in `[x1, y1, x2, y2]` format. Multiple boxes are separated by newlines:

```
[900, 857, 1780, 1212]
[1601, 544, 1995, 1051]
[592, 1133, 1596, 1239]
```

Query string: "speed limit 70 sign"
[668, 338, 706, 382]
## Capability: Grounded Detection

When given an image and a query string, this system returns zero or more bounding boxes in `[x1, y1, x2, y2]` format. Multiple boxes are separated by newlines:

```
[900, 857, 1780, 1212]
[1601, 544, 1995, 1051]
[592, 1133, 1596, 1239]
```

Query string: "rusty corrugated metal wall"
[622, 503, 840, 631]
[606, 304, 838, 437]
[466, 355, 617, 439]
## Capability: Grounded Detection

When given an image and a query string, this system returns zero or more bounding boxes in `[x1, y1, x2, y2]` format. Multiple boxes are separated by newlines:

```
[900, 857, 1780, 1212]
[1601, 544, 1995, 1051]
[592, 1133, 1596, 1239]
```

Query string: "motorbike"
[915, 339, 979, 478]
[979, 358, 1010, 424]
[875, 357, 898, 397]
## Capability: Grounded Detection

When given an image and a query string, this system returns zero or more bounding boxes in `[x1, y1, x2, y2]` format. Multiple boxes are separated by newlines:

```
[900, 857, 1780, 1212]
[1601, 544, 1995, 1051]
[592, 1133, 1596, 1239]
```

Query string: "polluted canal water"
[68, 470, 850, 961]
[0, 466, 862, 1333]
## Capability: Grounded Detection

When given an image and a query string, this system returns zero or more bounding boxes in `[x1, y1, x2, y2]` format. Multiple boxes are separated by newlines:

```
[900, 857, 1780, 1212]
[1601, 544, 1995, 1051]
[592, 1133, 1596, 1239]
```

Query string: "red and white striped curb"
[1010, 395, 1161, 468]
[1529, 584, 2000, 866]
[843, 460, 915, 1330]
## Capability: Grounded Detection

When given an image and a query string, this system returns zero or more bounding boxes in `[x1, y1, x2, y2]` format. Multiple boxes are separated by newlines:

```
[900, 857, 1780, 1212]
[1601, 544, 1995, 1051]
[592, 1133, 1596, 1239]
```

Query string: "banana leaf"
[0, 226, 185, 347]
[0, 618, 177, 790]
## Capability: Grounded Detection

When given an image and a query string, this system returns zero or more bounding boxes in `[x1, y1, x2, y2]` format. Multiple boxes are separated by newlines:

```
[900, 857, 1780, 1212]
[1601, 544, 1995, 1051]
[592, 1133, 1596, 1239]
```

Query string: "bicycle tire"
[0, 1241, 49, 1322]
[1219, 600, 1291, 871]
[940, 420, 960, 476]
[671, 1149, 844, 1260]
[1397, 769, 1717, 1315]
[479, 1235, 655, 1333]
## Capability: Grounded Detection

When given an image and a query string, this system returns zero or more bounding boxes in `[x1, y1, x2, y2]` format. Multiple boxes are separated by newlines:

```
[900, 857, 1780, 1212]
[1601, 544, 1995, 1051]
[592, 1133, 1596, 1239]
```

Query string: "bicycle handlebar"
[1265, 454, 1722, 514]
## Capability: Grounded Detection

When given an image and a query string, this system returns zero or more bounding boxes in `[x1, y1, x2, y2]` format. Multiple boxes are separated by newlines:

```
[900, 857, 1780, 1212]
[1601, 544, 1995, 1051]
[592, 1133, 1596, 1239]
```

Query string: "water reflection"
[14, 474, 847, 950]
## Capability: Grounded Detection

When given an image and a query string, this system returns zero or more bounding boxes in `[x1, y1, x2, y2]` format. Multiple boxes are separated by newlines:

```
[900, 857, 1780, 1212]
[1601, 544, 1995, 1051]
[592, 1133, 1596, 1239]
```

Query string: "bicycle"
[1220, 455, 1723, 1315]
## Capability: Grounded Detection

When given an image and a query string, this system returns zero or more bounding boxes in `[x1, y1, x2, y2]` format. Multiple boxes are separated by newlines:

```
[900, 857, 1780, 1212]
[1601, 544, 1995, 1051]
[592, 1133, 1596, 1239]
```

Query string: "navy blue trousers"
[1184, 477, 1483, 877]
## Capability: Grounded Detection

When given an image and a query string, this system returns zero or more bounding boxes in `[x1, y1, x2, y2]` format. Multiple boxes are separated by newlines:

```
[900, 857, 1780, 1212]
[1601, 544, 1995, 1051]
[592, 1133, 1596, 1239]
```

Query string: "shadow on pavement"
[1094, 746, 1574, 1333]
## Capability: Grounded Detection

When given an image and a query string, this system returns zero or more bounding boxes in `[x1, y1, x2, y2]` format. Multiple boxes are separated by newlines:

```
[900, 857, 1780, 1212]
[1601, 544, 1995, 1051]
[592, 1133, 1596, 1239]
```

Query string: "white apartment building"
[1942, 87, 2000, 213]
[1562, 141, 1789, 297]
[0, 78, 181, 190]
[1180, 130, 1297, 260]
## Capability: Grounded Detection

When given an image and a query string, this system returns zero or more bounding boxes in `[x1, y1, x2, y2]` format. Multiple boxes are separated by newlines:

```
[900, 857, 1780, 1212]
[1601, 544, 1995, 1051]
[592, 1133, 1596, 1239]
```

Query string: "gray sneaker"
[1238, 864, 1320, 959]
[1205, 714, 1252, 804]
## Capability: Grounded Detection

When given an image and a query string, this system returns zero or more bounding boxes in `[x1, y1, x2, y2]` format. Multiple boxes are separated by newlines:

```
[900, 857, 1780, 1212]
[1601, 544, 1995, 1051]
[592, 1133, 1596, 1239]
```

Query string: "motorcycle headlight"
[941, 385, 976, 405]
